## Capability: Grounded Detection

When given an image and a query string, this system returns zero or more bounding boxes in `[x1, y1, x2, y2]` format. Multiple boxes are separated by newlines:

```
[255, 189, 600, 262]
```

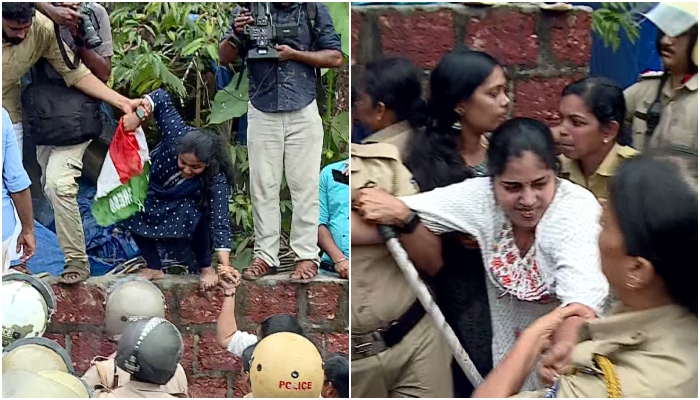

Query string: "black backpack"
[21, 57, 103, 147]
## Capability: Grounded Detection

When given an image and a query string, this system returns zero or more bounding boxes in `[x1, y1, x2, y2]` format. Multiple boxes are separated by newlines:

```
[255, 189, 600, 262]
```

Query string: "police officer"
[350, 142, 453, 398]
[2, 272, 56, 347]
[81, 278, 187, 396]
[3, 369, 93, 398]
[97, 318, 186, 398]
[3, 336, 75, 375]
[624, 2, 698, 153]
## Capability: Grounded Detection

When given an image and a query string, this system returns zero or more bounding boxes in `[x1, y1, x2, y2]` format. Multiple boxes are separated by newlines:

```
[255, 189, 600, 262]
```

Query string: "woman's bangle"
[333, 257, 347, 265]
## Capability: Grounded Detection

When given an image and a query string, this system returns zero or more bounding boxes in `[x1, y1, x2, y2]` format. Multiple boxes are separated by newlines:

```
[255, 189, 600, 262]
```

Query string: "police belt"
[350, 300, 425, 361]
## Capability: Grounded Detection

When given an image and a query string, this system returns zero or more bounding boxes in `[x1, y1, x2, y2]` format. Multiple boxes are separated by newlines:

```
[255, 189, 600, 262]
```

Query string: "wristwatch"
[397, 211, 420, 234]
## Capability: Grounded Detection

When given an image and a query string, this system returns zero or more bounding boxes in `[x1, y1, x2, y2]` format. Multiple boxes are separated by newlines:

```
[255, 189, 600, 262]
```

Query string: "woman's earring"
[603, 138, 609, 144]
[454, 107, 463, 116]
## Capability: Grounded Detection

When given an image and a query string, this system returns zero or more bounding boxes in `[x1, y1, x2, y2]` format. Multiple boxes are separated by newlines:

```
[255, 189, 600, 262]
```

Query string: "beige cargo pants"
[247, 101, 324, 267]
[37, 141, 91, 271]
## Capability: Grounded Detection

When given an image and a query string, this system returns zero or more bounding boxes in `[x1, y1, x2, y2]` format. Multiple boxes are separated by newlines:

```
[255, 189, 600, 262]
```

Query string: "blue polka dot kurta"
[123, 89, 233, 251]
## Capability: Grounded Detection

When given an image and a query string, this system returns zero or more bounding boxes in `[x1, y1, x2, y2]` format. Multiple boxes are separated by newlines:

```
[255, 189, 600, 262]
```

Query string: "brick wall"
[351, 3, 593, 125]
[45, 275, 348, 398]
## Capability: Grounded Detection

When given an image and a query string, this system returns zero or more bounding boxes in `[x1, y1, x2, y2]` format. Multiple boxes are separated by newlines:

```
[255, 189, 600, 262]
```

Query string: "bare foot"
[139, 268, 166, 280]
[200, 267, 219, 290]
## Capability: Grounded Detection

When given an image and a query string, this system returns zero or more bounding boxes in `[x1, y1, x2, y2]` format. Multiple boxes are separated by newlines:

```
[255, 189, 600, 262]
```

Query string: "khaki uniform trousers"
[351, 315, 453, 398]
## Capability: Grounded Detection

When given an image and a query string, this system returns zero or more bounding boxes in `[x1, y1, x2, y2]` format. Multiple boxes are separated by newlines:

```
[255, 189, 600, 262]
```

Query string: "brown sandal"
[58, 265, 90, 285]
[290, 260, 318, 284]
[242, 258, 274, 281]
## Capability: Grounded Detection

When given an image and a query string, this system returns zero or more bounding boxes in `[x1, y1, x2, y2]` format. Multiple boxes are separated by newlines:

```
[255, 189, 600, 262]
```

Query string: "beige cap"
[644, 2, 698, 66]
[250, 332, 324, 398]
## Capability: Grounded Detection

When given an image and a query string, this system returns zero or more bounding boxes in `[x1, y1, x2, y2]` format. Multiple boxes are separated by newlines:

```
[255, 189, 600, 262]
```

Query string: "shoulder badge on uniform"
[617, 145, 639, 159]
[639, 70, 664, 81]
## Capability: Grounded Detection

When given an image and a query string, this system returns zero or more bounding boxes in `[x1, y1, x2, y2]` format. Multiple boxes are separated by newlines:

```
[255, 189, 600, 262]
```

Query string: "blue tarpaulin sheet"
[11, 181, 141, 277]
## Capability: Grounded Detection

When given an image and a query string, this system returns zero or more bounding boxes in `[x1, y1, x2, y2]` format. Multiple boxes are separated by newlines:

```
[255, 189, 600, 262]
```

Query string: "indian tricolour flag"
[91, 119, 151, 227]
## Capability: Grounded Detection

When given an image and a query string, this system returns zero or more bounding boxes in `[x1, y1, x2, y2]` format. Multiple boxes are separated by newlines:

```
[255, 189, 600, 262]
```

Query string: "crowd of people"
[2, 1, 349, 398]
[350, 2, 697, 398]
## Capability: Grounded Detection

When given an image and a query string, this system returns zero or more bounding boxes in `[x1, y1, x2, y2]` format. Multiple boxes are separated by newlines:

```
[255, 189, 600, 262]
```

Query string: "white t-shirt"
[401, 177, 609, 390]
[227, 330, 259, 357]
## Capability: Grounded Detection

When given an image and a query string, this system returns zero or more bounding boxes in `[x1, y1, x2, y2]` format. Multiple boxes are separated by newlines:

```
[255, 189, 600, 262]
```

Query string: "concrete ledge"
[45, 274, 348, 398]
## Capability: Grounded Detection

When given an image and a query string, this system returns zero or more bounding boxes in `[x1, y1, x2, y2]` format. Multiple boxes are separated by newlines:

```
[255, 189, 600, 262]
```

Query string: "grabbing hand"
[539, 341, 575, 385]
[334, 259, 349, 279]
[17, 229, 36, 263]
[46, 3, 80, 29]
[352, 187, 411, 226]
[275, 45, 297, 62]
[233, 9, 254, 35]
[218, 265, 241, 289]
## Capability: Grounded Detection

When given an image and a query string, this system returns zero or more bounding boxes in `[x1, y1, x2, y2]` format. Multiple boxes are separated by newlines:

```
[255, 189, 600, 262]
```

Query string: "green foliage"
[592, 2, 642, 52]
[110, 3, 237, 101]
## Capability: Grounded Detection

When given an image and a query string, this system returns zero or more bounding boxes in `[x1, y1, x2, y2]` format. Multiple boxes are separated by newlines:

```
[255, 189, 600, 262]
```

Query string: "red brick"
[307, 283, 340, 323]
[179, 287, 224, 324]
[188, 376, 228, 398]
[52, 283, 106, 325]
[181, 334, 195, 372]
[69, 332, 117, 374]
[513, 76, 583, 125]
[550, 12, 592, 66]
[466, 10, 539, 66]
[324, 333, 349, 356]
[351, 11, 362, 64]
[244, 282, 297, 323]
[380, 10, 455, 68]
[198, 332, 241, 372]
[44, 333, 66, 348]
[233, 373, 252, 398]
[309, 333, 324, 354]
[162, 289, 175, 322]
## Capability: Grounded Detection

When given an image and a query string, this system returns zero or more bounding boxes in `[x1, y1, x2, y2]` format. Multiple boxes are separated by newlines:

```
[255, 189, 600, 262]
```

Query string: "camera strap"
[54, 23, 81, 70]
[303, 3, 327, 115]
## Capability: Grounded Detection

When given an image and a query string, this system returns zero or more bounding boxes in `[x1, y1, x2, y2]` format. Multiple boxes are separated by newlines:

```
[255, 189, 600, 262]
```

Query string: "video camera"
[75, 2, 102, 49]
[242, 2, 299, 60]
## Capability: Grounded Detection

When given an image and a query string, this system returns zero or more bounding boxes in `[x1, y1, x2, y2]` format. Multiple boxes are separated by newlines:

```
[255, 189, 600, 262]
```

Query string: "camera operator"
[2, 2, 136, 285]
[219, 3, 343, 283]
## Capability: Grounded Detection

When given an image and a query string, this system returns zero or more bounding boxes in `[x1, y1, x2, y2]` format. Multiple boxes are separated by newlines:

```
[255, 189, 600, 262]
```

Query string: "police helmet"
[2, 336, 75, 375]
[116, 317, 183, 385]
[104, 277, 166, 340]
[2, 272, 56, 347]
[250, 332, 325, 398]
[2, 369, 93, 398]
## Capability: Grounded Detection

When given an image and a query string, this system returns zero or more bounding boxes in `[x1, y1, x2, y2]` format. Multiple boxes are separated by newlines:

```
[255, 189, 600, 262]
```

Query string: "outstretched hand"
[218, 265, 241, 293]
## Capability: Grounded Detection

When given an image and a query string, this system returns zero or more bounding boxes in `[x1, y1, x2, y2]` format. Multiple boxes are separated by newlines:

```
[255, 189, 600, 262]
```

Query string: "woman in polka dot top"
[121, 89, 235, 290]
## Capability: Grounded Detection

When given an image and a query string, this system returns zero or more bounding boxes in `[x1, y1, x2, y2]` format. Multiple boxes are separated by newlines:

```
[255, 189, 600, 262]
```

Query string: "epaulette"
[639, 71, 664, 80]
[617, 145, 639, 159]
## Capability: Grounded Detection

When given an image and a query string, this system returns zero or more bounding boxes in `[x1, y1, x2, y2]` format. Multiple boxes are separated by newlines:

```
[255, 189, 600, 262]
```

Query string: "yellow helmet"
[2, 369, 92, 398]
[2, 337, 75, 375]
[249, 332, 324, 398]
[644, 2, 698, 66]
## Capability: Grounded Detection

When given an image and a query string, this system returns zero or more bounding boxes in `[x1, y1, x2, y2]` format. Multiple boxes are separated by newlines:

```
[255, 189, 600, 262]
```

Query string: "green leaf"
[208, 71, 250, 124]
[181, 38, 205, 56]
[324, 2, 349, 58]
[233, 248, 253, 271]
[205, 44, 219, 64]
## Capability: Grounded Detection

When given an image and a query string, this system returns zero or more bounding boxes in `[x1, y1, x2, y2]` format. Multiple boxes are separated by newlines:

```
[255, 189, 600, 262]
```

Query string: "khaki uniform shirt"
[559, 144, 638, 201]
[2, 12, 91, 123]
[361, 121, 414, 161]
[83, 356, 188, 397]
[350, 143, 420, 334]
[624, 72, 698, 153]
[97, 381, 180, 398]
[515, 304, 698, 398]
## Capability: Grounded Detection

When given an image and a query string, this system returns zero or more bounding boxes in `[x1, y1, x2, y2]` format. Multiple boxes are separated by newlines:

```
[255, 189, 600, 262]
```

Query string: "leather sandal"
[58, 264, 90, 285]
[242, 258, 274, 281]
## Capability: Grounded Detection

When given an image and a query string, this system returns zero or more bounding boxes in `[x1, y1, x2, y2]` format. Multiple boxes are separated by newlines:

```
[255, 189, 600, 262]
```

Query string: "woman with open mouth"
[353, 117, 609, 391]
[405, 49, 510, 397]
